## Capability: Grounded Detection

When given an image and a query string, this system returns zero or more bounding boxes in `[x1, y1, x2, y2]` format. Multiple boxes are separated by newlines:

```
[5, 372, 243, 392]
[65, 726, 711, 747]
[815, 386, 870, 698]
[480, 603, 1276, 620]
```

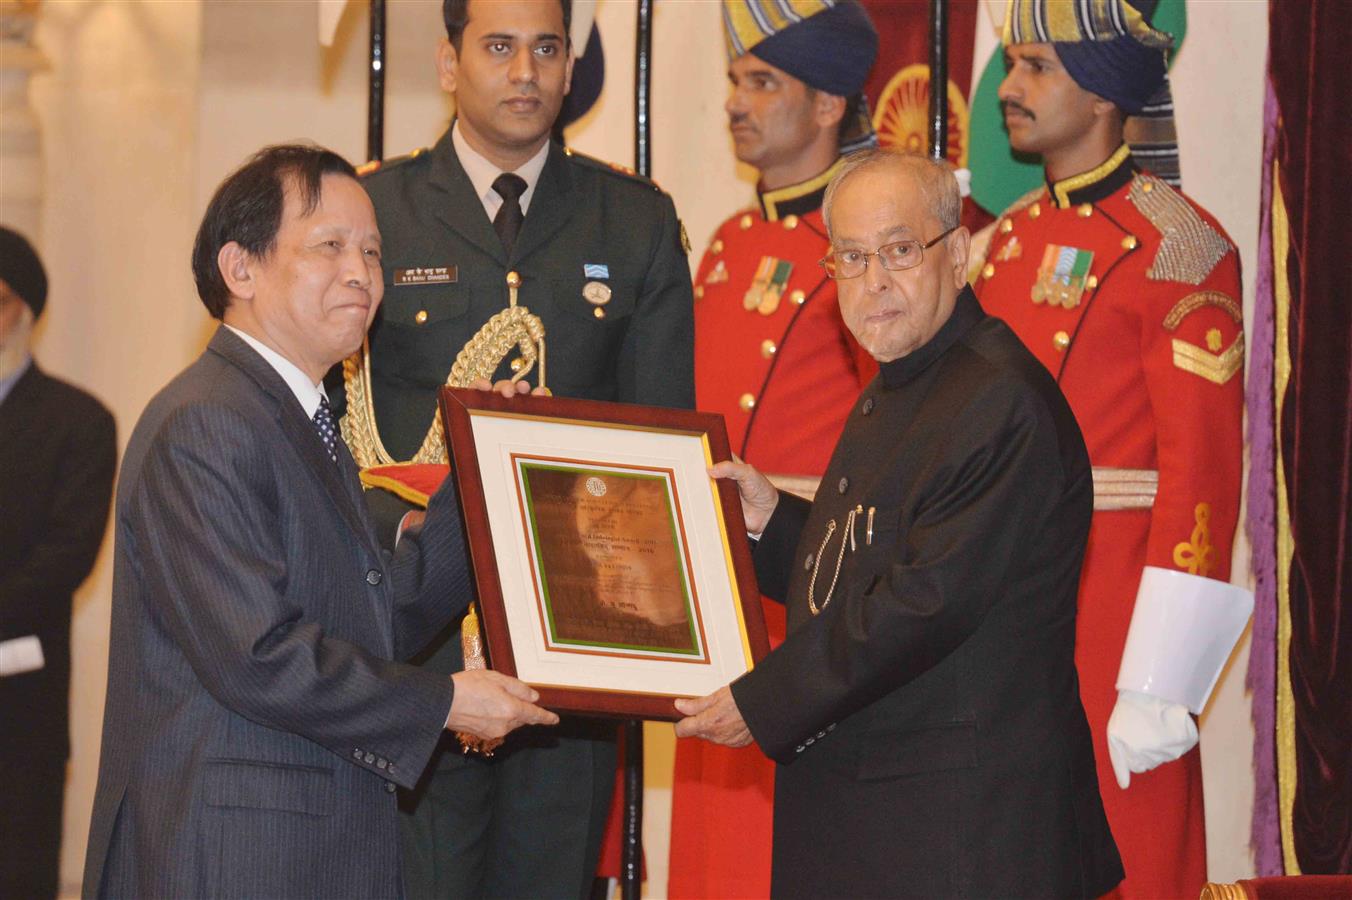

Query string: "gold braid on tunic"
[340, 276, 547, 755]
[1127, 174, 1232, 285]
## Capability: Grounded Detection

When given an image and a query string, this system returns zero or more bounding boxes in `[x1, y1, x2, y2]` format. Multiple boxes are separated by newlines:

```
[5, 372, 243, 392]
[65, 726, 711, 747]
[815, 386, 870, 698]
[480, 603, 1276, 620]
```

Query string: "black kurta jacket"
[732, 288, 1124, 899]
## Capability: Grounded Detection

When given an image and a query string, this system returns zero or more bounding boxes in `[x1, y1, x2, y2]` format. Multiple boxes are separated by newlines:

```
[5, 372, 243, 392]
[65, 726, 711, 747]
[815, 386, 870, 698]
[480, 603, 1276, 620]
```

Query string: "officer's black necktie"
[313, 395, 340, 465]
[492, 172, 528, 256]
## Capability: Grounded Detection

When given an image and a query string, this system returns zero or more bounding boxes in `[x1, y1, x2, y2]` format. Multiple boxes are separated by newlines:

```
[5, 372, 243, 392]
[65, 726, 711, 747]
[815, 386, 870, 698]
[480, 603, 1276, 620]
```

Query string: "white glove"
[1105, 689, 1198, 790]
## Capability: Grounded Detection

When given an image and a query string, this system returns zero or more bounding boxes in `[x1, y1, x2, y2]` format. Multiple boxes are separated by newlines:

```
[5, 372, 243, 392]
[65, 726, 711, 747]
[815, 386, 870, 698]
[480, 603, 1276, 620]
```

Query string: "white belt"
[766, 468, 1158, 511]
[1092, 467, 1158, 511]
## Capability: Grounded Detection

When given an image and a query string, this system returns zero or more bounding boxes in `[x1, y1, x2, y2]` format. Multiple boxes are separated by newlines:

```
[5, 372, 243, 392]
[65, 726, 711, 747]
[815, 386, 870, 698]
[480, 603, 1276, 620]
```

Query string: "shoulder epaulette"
[722, 207, 758, 231]
[999, 184, 1048, 219]
[972, 186, 1045, 276]
[966, 218, 999, 281]
[1127, 173, 1232, 286]
[563, 146, 663, 192]
[357, 146, 429, 178]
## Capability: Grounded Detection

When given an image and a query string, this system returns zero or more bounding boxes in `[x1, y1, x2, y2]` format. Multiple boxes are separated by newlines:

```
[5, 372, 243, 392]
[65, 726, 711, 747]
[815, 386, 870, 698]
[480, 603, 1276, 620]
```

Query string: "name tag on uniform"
[393, 266, 457, 286]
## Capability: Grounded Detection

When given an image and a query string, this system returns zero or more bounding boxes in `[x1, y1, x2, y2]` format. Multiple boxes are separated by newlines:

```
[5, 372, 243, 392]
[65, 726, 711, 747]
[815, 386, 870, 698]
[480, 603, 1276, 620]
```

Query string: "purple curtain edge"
[1244, 67, 1283, 876]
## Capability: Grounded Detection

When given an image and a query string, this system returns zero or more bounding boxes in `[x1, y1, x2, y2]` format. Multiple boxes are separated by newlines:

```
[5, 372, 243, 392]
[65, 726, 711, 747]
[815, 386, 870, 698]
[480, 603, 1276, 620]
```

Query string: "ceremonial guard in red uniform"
[974, 2, 1253, 897]
[669, 2, 878, 897]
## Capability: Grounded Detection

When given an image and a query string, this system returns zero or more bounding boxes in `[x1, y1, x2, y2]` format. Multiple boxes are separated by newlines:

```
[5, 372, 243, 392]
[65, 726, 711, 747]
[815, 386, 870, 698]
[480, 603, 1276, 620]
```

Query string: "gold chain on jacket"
[807, 504, 862, 615]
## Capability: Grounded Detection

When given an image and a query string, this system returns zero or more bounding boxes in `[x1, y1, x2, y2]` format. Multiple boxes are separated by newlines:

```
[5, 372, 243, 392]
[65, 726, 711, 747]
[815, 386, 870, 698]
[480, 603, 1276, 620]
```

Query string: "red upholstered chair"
[1200, 876, 1352, 899]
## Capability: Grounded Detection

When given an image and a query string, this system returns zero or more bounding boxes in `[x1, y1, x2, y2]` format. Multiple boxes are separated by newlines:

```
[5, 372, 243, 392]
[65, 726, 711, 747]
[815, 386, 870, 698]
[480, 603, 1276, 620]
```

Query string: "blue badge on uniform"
[584, 263, 609, 279]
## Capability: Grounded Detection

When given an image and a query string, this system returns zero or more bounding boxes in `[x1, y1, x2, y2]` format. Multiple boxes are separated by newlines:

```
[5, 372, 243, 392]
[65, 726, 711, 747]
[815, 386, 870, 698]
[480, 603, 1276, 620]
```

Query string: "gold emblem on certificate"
[515, 460, 706, 660]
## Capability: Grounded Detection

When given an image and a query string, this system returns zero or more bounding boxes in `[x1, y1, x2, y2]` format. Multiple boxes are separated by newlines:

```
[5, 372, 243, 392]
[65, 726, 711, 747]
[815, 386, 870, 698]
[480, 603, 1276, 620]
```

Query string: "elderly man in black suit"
[0, 227, 117, 899]
[81, 145, 557, 899]
[676, 150, 1124, 898]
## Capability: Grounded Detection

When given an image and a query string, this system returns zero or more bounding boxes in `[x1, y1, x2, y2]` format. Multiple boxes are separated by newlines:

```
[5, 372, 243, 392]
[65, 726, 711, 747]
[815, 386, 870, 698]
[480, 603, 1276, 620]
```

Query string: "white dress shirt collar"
[451, 119, 550, 221]
[224, 324, 325, 418]
[0, 354, 31, 409]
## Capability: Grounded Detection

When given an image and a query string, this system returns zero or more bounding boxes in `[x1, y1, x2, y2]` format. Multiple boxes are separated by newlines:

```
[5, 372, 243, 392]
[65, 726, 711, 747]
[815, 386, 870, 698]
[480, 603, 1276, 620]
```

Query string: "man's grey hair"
[822, 149, 961, 239]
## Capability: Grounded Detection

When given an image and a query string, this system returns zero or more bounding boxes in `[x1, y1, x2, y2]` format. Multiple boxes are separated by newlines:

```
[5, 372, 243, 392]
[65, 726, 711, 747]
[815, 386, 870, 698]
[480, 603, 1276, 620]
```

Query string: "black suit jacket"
[0, 363, 116, 763]
[731, 290, 1124, 898]
[83, 328, 472, 899]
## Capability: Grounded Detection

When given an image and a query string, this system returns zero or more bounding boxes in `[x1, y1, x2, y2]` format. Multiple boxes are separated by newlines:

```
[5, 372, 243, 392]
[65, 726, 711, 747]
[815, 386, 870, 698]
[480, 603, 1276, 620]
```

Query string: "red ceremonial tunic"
[974, 146, 1244, 900]
[668, 162, 875, 899]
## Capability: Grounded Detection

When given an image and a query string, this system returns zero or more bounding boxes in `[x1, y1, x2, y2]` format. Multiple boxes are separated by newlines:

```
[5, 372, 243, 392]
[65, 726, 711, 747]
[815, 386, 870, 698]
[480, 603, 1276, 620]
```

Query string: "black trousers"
[0, 753, 65, 900]
[397, 721, 616, 900]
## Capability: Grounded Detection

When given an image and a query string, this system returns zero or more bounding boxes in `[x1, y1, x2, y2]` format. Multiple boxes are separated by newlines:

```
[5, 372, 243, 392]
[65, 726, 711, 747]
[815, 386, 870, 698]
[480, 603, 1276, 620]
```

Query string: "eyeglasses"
[818, 226, 959, 280]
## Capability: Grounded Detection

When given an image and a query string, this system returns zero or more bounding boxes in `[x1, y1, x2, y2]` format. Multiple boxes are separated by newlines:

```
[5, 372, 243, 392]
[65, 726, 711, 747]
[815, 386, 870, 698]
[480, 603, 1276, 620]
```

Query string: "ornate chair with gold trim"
[1200, 876, 1352, 899]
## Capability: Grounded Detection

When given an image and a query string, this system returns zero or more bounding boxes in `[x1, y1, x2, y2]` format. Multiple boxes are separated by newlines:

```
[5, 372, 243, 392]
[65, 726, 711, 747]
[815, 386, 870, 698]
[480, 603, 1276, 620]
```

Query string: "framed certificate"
[438, 387, 770, 720]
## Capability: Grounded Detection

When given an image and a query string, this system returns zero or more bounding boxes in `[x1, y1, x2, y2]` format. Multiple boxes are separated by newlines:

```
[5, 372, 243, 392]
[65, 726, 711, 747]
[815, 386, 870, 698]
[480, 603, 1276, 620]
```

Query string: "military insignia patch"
[1171, 332, 1244, 385]
[705, 259, 729, 284]
[1164, 294, 1244, 384]
[1031, 244, 1094, 308]
[744, 256, 793, 315]
[1163, 290, 1243, 330]
[996, 236, 1023, 262]
[393, 266, 456, 285]
[679, 220, 692, 255]
[582, 281, 613, 306]
[1172, 503, 1216, 577]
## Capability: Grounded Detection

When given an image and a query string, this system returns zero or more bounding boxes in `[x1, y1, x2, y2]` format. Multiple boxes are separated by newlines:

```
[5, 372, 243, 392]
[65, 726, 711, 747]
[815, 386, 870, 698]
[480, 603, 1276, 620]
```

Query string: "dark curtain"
[1270, 0, 1352, 875]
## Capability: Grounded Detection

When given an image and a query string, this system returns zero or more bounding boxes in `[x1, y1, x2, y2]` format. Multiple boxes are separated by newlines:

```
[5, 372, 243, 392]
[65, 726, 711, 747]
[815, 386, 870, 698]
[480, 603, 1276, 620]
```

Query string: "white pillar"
[0, 0, 47, 237]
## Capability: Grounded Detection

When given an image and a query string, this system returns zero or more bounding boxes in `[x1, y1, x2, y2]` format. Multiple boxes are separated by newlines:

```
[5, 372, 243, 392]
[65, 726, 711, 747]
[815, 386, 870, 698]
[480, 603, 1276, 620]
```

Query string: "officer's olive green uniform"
[353, 127, 694, 899]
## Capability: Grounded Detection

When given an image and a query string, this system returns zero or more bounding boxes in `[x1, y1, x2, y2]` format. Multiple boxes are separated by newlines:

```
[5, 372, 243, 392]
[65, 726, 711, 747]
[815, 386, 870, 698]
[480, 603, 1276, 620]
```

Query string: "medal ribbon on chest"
[1031, 244, 1094, 309]
[743, 256, 794, 316]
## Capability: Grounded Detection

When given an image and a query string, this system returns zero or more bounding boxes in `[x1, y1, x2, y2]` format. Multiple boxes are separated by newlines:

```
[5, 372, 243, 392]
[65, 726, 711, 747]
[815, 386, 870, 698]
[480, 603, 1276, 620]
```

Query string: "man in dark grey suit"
[82, 145, 556, 899]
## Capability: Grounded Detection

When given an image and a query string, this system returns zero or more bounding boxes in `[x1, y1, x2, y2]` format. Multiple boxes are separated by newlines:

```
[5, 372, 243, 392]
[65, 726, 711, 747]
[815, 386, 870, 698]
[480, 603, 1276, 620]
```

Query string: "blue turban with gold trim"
[722, 1, 879, 152]
[1003, 0, 1182, 185]
[722, 0, 878, 97]
[1003, 0, 1172, 114]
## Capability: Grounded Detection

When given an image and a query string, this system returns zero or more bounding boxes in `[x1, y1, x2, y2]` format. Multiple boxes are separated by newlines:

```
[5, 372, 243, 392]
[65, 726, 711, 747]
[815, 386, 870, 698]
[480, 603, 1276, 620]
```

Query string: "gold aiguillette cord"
[455, 270, 548, 757]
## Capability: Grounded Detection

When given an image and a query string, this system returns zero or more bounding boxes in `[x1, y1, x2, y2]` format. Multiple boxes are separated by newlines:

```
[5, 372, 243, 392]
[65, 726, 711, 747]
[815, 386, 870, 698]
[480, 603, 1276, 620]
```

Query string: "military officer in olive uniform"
[339, 1, 693, 898]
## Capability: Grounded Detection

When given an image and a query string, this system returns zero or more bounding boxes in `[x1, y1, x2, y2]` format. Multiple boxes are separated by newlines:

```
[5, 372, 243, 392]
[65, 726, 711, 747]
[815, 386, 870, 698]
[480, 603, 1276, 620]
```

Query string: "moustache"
[728, 114, 754, 130]
[1001, 100, 1035, 120]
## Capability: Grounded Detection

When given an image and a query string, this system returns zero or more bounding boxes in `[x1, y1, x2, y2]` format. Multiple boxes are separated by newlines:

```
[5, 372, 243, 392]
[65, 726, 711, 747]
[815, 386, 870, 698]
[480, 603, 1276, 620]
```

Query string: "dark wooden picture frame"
[438, 387, 771, 720]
